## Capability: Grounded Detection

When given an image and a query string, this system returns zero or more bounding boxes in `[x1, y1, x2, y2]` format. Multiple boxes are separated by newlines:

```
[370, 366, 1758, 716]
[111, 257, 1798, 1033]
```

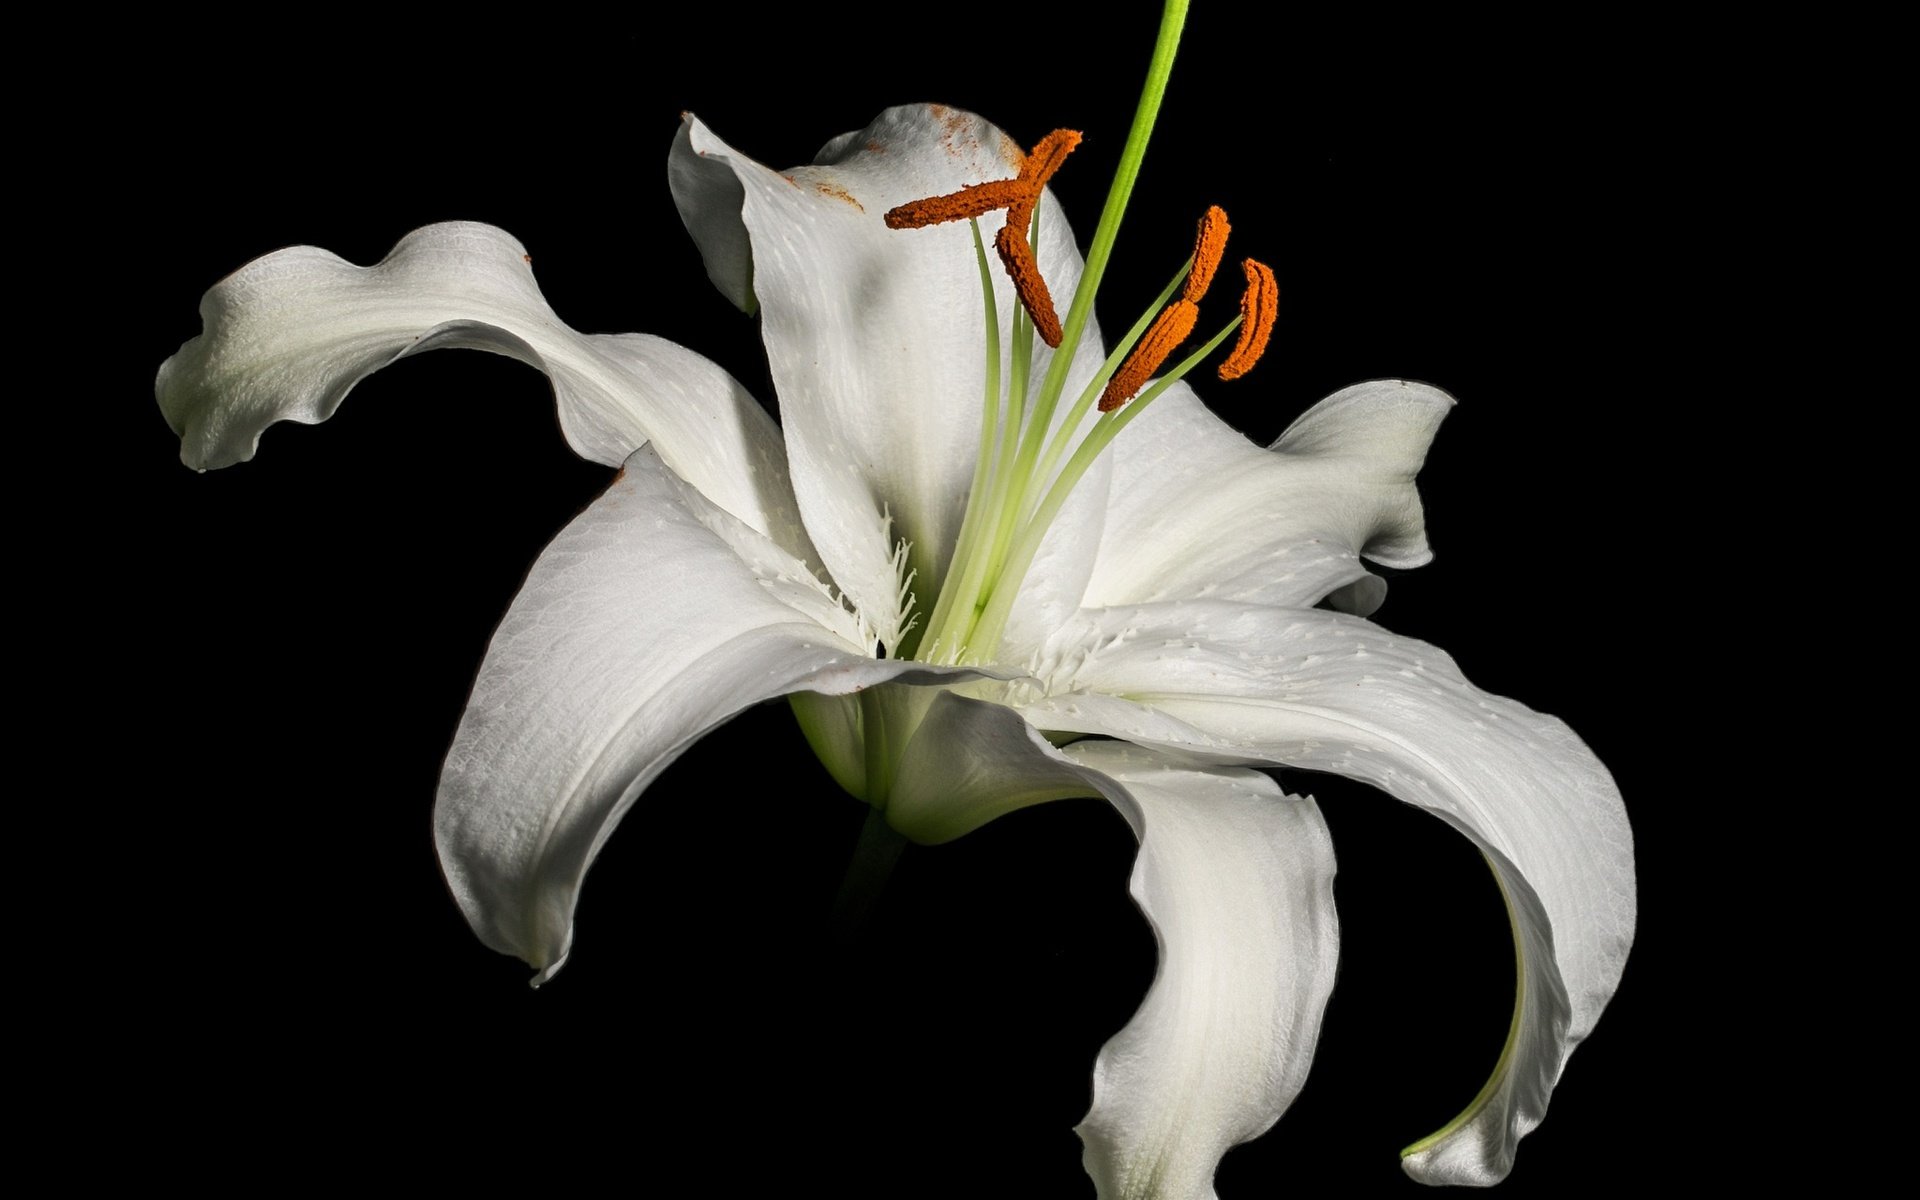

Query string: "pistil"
[887, 0, 1301, 670]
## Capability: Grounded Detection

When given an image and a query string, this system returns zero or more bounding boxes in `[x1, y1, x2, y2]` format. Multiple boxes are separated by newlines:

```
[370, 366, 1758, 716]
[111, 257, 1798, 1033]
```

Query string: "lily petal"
[874, 701, 1341, 1199]
[435, 445, 982, 981]
[1067, 742, 1339, 1200]
[1086, 380, 1453, 616]
[156, 221, 812, 559]
[671, 106, 1109, 638]
[1021, 602, 1634, 1183]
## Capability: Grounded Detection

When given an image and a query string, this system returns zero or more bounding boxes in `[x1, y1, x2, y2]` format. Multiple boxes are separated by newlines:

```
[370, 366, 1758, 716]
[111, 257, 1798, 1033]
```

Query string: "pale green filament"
[988, 224, 1039, 592]
[916, 220, 1004, 660]
[964, 316, 1242, 660]
[1021, 257, 1193, 529]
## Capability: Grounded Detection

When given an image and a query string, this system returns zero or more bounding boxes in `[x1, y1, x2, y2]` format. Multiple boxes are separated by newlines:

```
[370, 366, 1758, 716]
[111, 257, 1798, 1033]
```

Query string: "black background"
[93, 4, 1752, 1194]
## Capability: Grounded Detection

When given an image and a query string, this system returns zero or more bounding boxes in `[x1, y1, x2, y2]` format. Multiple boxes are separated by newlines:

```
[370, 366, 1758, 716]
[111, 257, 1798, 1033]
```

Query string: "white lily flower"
[154, 16, 1633, 1192]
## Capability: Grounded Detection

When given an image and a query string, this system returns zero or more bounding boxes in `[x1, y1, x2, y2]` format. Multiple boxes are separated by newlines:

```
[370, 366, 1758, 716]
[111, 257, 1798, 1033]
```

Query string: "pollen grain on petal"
[995, 224, 1064, 347]
[815, 181, 865, 212]
[1182, 205, 1231, 303]
[1218, 258, 1280, 381]
[1099, 298, 1199, 412]
[885, 180, 1029, 229]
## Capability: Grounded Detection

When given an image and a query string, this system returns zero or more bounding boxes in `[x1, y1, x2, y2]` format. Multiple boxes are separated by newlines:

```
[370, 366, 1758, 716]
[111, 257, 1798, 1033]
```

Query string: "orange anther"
[1182, 205, 1231, 303]
[1098, 299, 1199, 412]
[995, 224, 1064, 348]
[1218, 259, 1279, 381]
[884, 180, 1031, 230]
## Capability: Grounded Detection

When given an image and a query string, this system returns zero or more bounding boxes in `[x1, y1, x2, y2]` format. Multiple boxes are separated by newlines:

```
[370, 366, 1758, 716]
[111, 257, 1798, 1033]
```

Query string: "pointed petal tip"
[529, 953, 569, 989]
[1399, 1127, 1516, 1187]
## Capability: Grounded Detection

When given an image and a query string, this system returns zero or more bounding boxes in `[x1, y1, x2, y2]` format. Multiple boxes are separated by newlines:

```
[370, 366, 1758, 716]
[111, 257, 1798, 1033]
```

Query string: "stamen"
[1217, 258, 1279, 381]
[1181, 205, 1231, 303]
[886, 129, 1082, 347]
[884, 180, 1030, 230]
[995, 224, 1064, 348]
[1098, 298, 1198, 411]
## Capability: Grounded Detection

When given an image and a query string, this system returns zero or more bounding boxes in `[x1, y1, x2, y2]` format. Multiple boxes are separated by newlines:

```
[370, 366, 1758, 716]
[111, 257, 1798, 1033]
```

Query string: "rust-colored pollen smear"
[1099, 299, 1199, 412]
[1182, 205, 1231, 303]
[882, 129, 1083, 348]
[1218, 258, 1279, 381]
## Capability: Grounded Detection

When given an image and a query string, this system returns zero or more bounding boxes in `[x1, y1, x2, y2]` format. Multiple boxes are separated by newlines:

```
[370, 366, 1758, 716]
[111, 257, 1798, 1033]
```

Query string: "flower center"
[789, 0, 1282, 824]
[885, 151, 1278, 669]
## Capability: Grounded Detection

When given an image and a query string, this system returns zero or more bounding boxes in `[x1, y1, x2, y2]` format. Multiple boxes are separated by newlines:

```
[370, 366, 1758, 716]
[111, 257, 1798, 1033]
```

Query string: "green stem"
[860, 688, 896, 808]
[831, 805, 908, 940]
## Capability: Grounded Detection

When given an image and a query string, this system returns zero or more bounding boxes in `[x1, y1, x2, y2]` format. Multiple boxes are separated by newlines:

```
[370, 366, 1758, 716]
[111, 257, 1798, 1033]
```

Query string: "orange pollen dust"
[881, 129, 1083, 348]
[1181, 205, 1231, 303]
[1218, 259, 1279, 381]
[1099, 298, 1199, 412]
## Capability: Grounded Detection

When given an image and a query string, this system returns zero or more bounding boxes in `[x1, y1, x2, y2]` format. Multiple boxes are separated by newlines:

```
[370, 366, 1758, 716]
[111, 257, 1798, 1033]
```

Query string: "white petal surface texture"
[156, 221, 811, 558]
[1086, 380, 1453, 616]
[434, 446, 977, 983]
[1022, 603, 1634, 1184]
[671, 106, 1110, 642]
[1066, 742, 1339, 1200]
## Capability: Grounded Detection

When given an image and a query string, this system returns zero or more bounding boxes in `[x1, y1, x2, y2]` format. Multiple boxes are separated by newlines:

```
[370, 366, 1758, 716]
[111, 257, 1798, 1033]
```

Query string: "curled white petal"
[435, 446, 984, 981]
[1021, 602, 1634, 1182]
[1087, 380, 1453, 615]
[875, 702, 1343, 1200]
[157, 221, 812, 558]
[1068, 742, 1339, 1200]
